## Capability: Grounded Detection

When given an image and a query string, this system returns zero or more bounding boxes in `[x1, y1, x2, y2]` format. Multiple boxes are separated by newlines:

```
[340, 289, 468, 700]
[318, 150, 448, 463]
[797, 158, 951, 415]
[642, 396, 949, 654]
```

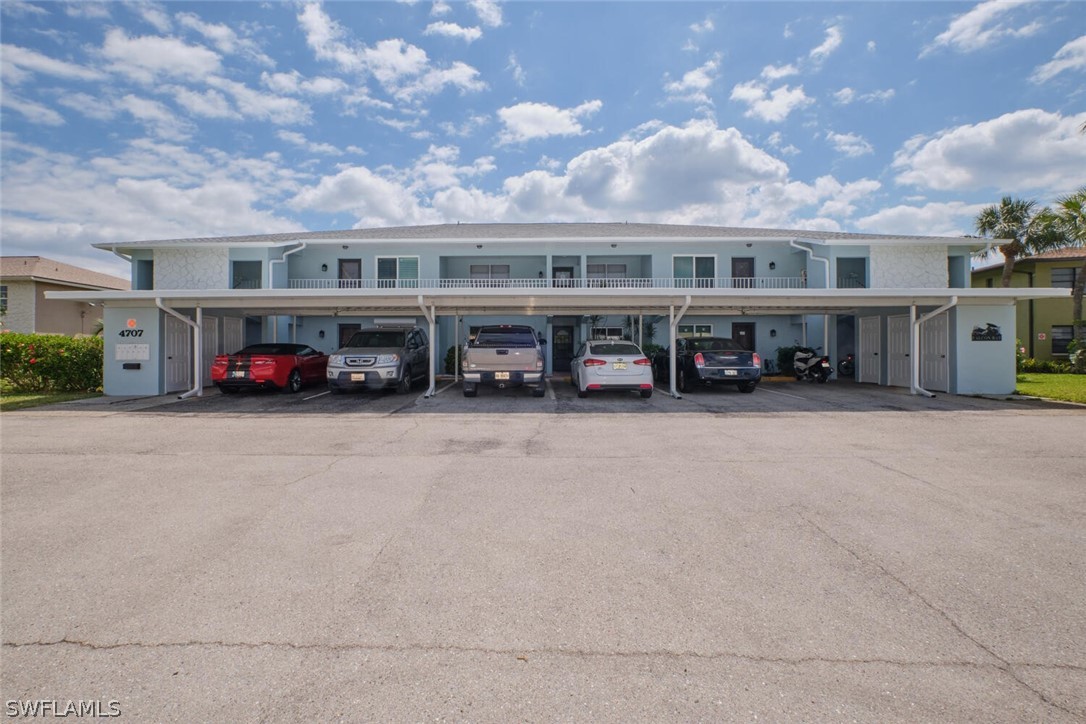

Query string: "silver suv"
[327, 327, 429, 394]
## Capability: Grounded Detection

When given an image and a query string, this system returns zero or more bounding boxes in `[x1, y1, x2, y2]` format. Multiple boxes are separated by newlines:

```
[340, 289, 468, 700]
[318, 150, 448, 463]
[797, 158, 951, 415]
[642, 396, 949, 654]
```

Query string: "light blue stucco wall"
[953, 304, 1017, 395]
[103, 306, 162, 396]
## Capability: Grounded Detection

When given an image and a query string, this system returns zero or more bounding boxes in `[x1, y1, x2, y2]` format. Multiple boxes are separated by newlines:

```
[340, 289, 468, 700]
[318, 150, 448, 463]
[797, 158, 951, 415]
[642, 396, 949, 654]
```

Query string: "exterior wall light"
[321, 263, 328, 272]
[769, 262, 776, 270]
[770, 329, 777, 337]
[318, 330, 325, 338]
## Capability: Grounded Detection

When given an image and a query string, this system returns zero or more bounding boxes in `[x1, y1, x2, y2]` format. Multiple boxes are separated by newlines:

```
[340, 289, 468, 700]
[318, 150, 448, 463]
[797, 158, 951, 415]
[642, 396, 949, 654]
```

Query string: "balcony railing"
[287, 277, 809, 290]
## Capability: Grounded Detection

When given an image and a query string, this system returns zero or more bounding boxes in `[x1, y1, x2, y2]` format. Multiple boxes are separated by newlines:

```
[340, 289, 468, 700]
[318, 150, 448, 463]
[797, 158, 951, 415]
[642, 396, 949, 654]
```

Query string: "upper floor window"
[678, 323, 713, 337]
[135, 259, 154, 290]
[587, 263, 626, 279]
[231, 260, 262, 289]
[673, 255, 715, 288]
[378, 256, 419, 288]
[470, 264, 510, 286]
[591, 326, 624, 340]
[1051, 268, 1078, 289]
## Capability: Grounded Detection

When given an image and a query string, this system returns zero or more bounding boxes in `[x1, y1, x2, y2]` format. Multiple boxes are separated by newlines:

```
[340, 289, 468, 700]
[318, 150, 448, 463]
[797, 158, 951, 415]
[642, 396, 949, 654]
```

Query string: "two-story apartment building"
[46, 222, 1069, 398]
[972, 249, 1085, 361]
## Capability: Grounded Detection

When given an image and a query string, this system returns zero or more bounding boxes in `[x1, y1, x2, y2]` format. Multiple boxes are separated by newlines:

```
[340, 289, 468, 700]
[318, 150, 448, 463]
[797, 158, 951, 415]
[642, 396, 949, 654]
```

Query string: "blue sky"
[1, 0, 1084, 276]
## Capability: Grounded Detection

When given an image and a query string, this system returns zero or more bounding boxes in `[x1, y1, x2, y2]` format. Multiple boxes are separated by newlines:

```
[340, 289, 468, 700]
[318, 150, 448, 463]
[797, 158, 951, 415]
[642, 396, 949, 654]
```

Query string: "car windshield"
[688, 338, 742, 352]
[590, 342, 642, 356]
[473, 327, 537, 347]
[345, 331, 406, 348]
[236, 344, 305, 355]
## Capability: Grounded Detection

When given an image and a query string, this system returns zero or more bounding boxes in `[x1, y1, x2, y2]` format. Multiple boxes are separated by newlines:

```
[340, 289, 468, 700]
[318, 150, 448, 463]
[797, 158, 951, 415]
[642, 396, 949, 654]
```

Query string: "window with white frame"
[591, 326, 624, 340]
[587, 263, 626, 278]
[377, 256, 419, 288]
[1051, 268, 1078, 289]
[1051, 326, 1074, 355]
[469, 264, 511, 286]
[0, 285, 7, 312]
[673, 255, 715, 288]
[678, 323, 712, 337]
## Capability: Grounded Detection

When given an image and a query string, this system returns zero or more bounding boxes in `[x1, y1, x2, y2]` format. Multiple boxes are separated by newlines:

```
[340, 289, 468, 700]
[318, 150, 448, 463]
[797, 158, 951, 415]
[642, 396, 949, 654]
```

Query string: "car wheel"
[640, 388, 653, 399]
[532, 385, 546, 398]
[397, 367, 412, 394]
[463, 383, 477, 398]
[577, 388, 588, 398]
[284, 369, 303, 394]
[677, 367, 689, 393]
[738, 381, 757, 393]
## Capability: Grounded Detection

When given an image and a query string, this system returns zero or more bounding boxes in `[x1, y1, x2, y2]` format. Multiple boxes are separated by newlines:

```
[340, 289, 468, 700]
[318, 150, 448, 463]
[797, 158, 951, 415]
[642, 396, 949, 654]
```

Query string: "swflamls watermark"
[5, 700, 120, 718]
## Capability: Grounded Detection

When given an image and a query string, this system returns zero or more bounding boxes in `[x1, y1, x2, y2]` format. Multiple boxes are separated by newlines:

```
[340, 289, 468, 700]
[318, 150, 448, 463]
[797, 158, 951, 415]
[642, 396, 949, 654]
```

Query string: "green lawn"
[1015, 374, 1086, 405]
[0, 390, 101, 411]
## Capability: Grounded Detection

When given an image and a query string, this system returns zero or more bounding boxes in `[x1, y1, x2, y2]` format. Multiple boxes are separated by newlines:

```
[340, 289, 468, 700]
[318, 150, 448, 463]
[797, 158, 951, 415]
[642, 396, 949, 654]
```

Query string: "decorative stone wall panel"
[155, 248, 228, 290]
[869, 245, 947, 289]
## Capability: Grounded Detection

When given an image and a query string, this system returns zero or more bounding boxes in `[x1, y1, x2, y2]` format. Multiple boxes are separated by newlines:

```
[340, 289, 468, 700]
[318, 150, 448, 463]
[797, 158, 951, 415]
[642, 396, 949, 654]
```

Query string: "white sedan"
[570, 340, 655, 399]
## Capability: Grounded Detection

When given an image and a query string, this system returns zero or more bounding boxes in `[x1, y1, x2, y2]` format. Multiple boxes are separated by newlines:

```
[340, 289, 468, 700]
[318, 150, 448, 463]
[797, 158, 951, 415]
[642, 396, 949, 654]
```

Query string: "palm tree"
[1041, 187, 1086, 348]
[974, 197, 1061, 288]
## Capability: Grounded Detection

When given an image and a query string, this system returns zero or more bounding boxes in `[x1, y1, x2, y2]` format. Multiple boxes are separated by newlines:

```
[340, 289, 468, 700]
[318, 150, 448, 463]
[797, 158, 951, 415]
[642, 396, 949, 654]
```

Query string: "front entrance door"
[888, 315, 910, 387]
[921, 312, 949, 392]
[552, 267, 574, 288]
[338, 259, 361, 288]
[732, 323, 755, 351]
[731, 257, 755, 288]
[552, 326, 575, 372]
[858, 316, 881, 384]
[164, 315, 191, 393]
[338, 323, 361, 347]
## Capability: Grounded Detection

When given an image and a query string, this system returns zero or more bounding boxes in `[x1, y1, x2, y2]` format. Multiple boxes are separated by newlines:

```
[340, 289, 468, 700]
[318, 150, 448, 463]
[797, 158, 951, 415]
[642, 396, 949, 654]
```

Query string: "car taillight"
[583, 358, 607, 367]
[693, 352, 705, 367]
[634, 358, 651, 366]
[752, 353, 761, 367]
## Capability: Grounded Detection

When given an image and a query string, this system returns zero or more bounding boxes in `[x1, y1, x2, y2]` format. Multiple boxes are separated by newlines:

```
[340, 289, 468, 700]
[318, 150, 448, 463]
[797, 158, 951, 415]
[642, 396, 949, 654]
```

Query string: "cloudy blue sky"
[1, 0, 1084, 276]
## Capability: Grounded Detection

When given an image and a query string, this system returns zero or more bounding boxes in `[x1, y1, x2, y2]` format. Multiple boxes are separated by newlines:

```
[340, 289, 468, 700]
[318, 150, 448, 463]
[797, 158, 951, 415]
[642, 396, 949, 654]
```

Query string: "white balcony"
[287, 277, 808, 290]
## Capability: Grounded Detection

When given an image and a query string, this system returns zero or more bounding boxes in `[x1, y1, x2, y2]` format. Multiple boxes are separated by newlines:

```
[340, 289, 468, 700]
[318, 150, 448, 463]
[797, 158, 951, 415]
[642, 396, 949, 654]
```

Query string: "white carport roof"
[45, 286, 1070, 317]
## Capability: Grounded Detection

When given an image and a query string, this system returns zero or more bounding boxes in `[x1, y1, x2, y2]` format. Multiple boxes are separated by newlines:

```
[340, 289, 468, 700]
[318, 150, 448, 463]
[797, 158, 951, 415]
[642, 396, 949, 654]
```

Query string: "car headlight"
[328, 354, 344, 366]
[377, 354, 400, 365]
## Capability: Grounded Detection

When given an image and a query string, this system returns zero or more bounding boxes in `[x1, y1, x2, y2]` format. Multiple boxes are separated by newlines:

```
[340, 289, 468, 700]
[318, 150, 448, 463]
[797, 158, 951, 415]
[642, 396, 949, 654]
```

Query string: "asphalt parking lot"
[2, 382, 1084, 721]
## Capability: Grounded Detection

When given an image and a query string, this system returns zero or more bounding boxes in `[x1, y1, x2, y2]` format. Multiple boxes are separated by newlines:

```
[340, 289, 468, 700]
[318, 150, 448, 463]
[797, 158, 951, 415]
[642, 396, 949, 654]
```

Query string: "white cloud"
[730, 81, 813, 123]
[469, 0, 502, 28]
[297, 2, 366, 71]
[507, 53, 525, 85]
[866, 40, 877, 52]
[0, 94, 65, 125]
[424, 22, 483, 43]
[176, 11, 274, 66]
[690, 18, 714, 34]
[261, 71, 346, 96]
[289, 165, 440, 227]
[439, 113, 489, 138]
[65, 2, 109, 20]
[892, 109, 1086, 192]
[761, 63, 798, 80]
[430, 1, 452, 17]
[826, 131, 873, 157]
[99, 28, 221, 83]
[1031, 34, 1086, 83]
[1, 1, 50, 17]
[765, 131, 800, 156]
[56, 92, 117, 121]
[206, 77, 313, 125]
[137, 3, 171, 33]
[664, 55, 720, 104]
[497, 100, 602, 144]
[855, 201, 986, 237]
[809, 25, 843, 64]
[276, 130, 340, 155]
[833, 87, 895, 105]
[923, 0, 1040, 56]
[1, 44, 107, 84]
[116, 94, 193, 140]
[169, 87, 239, 119]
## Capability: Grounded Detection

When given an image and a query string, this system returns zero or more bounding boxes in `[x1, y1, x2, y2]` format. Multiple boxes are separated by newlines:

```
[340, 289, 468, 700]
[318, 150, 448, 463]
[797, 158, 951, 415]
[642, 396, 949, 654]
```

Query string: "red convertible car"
[211, 343, 328, 394]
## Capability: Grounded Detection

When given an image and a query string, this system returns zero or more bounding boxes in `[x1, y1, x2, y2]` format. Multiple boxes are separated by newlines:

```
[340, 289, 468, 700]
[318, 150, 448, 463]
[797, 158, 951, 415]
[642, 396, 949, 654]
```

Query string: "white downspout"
[668, 295, 692, 398]
[156, 298, 202, 399]
[418, 295, 436, 398]
[790, 239, 832, 353]
[268, 242, 306, 344]
[911, 296, 958, 398]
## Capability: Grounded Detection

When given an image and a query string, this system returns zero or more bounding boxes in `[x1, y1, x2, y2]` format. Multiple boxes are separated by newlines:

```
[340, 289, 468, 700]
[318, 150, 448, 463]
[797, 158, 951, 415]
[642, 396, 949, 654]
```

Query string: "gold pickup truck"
[461, 324, 546, 398]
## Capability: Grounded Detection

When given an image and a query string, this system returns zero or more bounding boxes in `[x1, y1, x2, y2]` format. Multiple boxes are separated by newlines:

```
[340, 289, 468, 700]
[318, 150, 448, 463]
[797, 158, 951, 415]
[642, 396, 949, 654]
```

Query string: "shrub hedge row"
[0, 332, 103, 392]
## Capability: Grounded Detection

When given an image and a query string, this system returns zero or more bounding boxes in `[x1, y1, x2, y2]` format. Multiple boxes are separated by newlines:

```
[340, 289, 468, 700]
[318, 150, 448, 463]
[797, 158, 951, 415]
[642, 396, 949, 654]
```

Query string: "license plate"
[495, 371, 510, 380]
[231, 371, 247, 378]
[351, 372, 366, 382]
[724, 369, 738, 376]
[612, 362, 627, 370]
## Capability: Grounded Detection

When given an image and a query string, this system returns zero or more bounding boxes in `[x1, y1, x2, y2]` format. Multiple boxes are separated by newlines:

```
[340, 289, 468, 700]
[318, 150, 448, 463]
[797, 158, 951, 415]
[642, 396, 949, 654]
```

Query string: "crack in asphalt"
[798, 512, 1082, 718]
[8, 638, 1082, 673]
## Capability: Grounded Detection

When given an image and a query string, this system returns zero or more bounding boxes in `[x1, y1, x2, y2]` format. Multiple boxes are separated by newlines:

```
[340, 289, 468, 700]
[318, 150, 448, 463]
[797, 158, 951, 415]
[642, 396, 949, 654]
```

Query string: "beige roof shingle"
[0, 256, 129, 290]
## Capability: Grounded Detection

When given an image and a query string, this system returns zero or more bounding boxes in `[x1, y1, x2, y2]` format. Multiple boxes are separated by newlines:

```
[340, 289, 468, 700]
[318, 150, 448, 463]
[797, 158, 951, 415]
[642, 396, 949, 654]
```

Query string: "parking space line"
[303, 390, 331, 401]
[759, 387, 808, 400]
[546, 378, 555, 400]
[421, 379, 459, 400]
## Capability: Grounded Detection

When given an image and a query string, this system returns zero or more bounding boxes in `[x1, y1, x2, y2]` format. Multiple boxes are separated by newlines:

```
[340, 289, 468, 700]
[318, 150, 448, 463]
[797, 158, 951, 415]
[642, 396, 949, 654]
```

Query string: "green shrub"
[0, 332, 103, 392]
[775, 345, 800, 376]
[1018, 357, 1072, 374]
[444, 345, 460, 375]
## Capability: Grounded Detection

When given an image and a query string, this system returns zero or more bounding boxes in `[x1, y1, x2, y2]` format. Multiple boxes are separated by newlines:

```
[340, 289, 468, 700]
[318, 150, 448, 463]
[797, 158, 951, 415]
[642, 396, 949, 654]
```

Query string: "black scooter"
[794, 346, 832, 383]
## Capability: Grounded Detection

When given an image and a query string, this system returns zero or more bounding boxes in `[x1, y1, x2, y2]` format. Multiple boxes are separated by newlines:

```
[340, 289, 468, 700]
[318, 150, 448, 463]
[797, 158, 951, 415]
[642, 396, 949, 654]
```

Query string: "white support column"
[668, 295, 691, 398]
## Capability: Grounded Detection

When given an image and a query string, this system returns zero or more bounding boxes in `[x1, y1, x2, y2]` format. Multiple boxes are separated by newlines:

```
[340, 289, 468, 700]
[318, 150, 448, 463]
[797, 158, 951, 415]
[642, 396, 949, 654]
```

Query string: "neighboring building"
[972, 249, 1085, 361]
[0, 256, 129, 335]
[45, 223, 1068, 397]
